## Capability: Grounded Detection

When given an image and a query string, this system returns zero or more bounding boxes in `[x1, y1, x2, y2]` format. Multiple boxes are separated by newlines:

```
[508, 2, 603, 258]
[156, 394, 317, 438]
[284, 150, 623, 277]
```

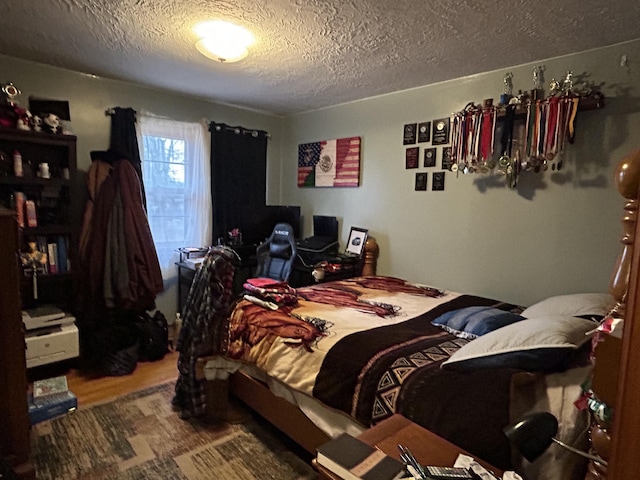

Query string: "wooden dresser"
[0, 207, 34, 479]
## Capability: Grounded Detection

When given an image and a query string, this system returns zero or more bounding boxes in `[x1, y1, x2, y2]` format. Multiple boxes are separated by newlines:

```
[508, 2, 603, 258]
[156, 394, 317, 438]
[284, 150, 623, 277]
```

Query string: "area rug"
[31, 382, 316, 479]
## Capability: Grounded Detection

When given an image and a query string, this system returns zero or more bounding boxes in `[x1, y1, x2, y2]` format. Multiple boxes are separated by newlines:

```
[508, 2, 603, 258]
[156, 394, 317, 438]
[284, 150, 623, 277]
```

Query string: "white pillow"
[441, 316, 595, 372]
[521, 293, 614, 319]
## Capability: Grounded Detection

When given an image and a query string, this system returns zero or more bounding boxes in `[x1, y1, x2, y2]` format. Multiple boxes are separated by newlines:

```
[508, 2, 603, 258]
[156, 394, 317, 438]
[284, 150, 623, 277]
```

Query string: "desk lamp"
[503, 412, 607, 466]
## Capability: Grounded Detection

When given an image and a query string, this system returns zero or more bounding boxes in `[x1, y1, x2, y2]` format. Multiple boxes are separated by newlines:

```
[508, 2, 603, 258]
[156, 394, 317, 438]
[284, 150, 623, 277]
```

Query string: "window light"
[194, 20, 255, 63]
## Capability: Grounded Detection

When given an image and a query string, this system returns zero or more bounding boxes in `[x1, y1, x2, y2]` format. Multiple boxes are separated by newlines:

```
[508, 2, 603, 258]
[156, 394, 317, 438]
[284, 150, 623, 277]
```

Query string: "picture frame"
[415, 172, 427, 191]
[423, 147, 436, 167]
[405, 147, 419, 169]
[441, 147, 453, 170]
[403, 123, 417, 145]
[346, 227, 369, 257]
[417, 121, 431, 143]
[432, 117, 450, 145]
[432, 171, 445, 191]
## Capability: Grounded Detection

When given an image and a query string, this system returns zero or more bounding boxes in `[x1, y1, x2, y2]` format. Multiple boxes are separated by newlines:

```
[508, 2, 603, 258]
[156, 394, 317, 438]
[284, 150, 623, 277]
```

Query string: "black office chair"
[254, 223, 297, 282]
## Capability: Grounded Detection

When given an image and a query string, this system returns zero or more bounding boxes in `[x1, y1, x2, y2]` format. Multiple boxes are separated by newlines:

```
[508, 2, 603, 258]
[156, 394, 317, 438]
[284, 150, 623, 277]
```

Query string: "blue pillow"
[431, 306, 525, 339]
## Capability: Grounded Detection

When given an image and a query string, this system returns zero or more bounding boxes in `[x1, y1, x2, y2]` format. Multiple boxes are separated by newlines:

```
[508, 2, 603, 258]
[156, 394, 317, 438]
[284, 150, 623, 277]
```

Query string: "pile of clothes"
[242, 277, 298, 310]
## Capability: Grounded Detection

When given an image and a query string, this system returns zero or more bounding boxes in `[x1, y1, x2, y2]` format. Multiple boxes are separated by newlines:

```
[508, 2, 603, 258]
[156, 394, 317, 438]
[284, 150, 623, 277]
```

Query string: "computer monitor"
[240, 205, 301, 245]
[313, 215, 338, 240]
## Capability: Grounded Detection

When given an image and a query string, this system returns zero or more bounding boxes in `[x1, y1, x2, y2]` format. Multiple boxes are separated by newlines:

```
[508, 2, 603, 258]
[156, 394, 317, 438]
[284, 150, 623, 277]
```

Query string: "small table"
[315, 414, 503, 480]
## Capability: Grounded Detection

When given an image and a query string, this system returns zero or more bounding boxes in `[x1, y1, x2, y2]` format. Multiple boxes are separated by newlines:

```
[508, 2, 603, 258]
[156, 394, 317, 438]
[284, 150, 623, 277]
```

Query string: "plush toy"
[31, 115, 42, 132]
[42, 113, 61, 134]
[0, 104, 17, 128]
[15, 107, 32, 131]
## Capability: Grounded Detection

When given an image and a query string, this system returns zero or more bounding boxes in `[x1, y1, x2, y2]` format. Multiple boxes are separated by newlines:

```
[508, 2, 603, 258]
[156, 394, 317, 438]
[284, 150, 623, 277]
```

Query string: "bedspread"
[222, 276, 521, 469]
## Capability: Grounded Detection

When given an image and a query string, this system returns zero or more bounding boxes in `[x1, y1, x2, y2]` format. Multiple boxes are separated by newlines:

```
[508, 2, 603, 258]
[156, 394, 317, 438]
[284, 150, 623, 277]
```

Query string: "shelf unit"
[0, 127, 78, 312]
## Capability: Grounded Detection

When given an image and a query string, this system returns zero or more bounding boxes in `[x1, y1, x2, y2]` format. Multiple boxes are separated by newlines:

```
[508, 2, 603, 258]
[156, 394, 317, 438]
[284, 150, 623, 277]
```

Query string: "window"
[138, 116, 211, 279]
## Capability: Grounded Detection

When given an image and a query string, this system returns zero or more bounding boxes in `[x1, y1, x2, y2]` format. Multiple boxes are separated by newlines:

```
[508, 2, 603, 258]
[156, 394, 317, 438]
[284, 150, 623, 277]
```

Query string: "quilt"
[223, 276, 522, 469]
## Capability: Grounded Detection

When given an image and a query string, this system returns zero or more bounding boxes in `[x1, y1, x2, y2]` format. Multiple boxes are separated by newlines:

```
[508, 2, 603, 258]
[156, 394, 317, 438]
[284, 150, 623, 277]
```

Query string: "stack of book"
[316, 433, 406, 480]
[28, 375, 77, 424]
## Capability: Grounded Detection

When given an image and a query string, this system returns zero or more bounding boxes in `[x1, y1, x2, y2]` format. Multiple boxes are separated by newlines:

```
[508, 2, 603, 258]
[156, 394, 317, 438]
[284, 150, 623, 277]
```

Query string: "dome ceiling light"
[194, 20, 255, 63]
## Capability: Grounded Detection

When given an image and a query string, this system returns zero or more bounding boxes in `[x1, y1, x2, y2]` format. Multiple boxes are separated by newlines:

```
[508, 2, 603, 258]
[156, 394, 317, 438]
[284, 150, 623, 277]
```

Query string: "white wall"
[280, 40, 640, 306]
[0, 54, 284, 321]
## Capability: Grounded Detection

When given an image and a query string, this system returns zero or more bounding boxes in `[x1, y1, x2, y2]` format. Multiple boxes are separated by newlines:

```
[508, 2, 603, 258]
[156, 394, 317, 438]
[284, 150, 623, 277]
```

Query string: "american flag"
[297, 136, 361, 187]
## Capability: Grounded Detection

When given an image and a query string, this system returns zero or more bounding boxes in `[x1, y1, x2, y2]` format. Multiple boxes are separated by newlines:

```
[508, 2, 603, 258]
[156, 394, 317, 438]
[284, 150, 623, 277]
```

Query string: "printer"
[22, 305, 79, 368]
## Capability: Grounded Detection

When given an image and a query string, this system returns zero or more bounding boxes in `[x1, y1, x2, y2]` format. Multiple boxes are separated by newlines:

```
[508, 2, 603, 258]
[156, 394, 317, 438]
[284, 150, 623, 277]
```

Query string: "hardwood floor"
[28, 351, 179, 408]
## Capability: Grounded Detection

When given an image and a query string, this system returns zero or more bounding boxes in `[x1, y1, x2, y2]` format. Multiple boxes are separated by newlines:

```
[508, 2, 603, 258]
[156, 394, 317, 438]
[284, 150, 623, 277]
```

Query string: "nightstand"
[315, 414, 503, 480]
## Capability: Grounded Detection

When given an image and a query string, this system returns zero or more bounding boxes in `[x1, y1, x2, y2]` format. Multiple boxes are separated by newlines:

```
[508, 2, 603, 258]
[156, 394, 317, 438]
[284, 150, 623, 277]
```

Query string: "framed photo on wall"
[346, 227, 368, 257]
[405, 147, 419, 169]
[415, 172, 427, 191]
[403, 123, 417, 145]
[423, 147, 436, 167]
[441, 147, 453, 170]
[432, 118, 450, 145]
[432, 171, 445, 191]
[417, 122, 431, 143]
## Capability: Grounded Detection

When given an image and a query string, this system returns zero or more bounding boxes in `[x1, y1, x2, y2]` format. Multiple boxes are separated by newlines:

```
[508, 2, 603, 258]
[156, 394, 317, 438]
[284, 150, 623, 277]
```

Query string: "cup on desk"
[312, 266, 325, 282]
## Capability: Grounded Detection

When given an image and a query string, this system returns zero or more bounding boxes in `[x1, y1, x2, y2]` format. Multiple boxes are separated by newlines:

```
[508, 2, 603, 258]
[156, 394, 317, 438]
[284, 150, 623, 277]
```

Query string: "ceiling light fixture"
[194, 20, 254, 63]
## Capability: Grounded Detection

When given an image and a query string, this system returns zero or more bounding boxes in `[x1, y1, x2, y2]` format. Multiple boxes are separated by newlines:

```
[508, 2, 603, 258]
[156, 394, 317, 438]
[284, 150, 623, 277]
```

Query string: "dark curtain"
[108, 107, 146, 209]
[210, 122, 268, 242]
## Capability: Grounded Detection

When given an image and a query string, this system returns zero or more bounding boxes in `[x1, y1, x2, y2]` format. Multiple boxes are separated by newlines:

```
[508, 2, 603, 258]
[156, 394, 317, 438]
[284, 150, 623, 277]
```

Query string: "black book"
[316, 433, 405, 480]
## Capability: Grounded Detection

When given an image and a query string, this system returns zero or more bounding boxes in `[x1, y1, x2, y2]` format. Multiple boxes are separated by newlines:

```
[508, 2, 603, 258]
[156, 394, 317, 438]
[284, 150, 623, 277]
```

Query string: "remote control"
[424, 465, 474, 479]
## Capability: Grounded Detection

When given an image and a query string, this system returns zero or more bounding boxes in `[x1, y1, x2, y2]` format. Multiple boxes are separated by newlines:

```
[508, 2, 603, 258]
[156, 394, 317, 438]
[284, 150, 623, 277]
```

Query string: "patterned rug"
[31, 382, 316, 479]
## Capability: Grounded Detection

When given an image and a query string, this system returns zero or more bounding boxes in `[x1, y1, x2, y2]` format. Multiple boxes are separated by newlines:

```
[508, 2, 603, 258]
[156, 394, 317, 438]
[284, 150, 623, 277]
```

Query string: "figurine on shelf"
[562, 71, 574, 94]
[31, 114, 42, 132]
[20, 241, 48, 299]
[532, 65, 546, 100]
[228, 228, 242, 246]
[0, 82, 35, 130]
[42, 113, 62, 134]
[500, 72, 514, 105]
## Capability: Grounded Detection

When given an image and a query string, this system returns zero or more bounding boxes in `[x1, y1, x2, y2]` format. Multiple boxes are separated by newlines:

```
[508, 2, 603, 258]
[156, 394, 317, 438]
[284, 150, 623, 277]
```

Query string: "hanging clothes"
[90, 154, 162, 310]
[79, 151, 163, 316]
[173, 246, 239, 419]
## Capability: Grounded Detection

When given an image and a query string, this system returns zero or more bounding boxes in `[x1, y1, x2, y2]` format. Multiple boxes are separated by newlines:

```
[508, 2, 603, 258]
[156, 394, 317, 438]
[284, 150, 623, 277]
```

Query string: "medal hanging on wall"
[499, 104, 516, 180]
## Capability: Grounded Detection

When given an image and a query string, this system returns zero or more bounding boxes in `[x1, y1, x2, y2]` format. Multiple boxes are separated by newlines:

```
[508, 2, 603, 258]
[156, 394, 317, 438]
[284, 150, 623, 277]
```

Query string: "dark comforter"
[314, 294, 521, 470]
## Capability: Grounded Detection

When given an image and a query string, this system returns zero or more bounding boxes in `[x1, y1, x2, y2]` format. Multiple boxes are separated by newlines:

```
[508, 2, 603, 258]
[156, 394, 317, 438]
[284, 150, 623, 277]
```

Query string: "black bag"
[135, 311, 169, 361]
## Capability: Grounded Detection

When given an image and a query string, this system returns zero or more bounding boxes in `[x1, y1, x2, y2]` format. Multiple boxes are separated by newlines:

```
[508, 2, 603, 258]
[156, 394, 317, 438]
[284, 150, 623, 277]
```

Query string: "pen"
[397, 444, 428, 479]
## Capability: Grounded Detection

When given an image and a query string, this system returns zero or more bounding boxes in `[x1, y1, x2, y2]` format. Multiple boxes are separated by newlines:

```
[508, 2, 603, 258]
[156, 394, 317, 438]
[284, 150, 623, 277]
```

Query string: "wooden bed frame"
[587, 149, 640, 479]
[201, 154, 640, 478]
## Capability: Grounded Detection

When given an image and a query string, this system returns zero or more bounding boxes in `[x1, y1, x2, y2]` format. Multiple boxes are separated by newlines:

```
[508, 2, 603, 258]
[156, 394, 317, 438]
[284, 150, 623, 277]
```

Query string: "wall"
[0, 54, 284, 321]
[281, 40, 640, 306]
[4, 39, 640, 312]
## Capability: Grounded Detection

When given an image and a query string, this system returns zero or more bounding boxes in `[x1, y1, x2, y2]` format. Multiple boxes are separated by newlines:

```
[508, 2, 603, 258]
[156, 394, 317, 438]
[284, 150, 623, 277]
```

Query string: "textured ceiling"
[1, 0, 639, 115]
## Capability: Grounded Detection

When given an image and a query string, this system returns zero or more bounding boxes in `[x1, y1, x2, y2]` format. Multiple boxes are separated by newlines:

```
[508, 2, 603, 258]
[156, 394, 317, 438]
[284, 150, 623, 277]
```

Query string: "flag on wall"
[297, 136, 361, 187]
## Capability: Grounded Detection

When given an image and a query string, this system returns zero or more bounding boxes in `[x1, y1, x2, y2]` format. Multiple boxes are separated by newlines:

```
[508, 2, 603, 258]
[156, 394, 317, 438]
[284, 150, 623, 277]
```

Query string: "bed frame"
[201, 154, 640, 478]
[587, 149, 640, 480]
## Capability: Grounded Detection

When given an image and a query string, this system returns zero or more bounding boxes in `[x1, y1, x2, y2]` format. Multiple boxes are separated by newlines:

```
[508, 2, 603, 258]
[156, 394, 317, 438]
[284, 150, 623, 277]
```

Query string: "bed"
[174, 151, 640, 480]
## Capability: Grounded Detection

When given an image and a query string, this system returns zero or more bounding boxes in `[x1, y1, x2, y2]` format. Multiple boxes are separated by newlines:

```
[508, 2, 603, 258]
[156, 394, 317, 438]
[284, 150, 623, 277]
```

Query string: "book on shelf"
[47, 242, 58, 274]
[32, 375, 69, 405]
[316, 433, 406, 480]
[56, 235, 68, 273]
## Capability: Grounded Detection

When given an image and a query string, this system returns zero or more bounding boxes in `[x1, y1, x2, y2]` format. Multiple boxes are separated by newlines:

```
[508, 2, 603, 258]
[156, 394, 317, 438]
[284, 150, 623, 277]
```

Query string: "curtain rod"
[210, 122, 270, 138]
[105, 107, 138, 116]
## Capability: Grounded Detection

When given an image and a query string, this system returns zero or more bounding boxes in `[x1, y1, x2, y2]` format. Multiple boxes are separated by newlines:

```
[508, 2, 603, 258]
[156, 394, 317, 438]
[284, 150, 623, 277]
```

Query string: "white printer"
[22, 305, 79, 368]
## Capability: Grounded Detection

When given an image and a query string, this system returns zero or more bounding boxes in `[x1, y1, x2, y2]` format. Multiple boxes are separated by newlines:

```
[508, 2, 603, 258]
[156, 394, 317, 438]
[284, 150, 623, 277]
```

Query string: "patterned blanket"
[224, 276, 520, 469]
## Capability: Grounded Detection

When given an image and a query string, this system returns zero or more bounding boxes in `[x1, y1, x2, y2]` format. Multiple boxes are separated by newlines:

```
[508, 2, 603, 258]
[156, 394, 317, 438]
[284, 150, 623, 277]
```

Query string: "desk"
[315, 414, 503, 480]
[176, 245, 258, 313]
